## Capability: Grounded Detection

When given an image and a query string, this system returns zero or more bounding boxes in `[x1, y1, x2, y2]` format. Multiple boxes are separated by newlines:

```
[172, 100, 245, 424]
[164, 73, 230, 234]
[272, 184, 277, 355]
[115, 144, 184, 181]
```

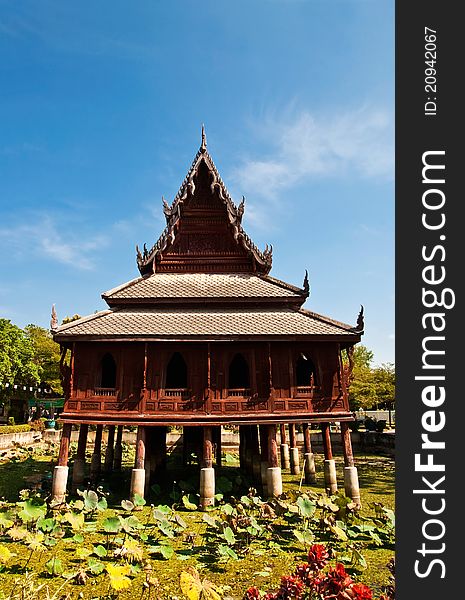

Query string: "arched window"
[228, 353, 250, 389]
[101, 353, 117, 388]
[166, 352, 188, 389]
[296, 353, 317, 388]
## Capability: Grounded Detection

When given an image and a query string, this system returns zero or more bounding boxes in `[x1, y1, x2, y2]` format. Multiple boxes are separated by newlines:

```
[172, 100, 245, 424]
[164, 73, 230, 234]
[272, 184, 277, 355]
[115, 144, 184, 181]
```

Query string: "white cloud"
[231, 105, 394, 200]
[0, 215, 108, 270]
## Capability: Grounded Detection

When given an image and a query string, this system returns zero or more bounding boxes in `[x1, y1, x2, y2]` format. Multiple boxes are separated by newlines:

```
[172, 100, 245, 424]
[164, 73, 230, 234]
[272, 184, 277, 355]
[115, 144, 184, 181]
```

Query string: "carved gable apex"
[137, 128, 272, 275]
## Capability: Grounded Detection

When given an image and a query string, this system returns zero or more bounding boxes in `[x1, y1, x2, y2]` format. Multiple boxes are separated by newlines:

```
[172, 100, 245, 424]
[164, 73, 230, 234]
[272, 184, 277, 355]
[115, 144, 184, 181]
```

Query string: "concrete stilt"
[130, 468, 146, 500]
[344, 466, 361, 507]
[304, 452, 316, 484]
[200, 467, 215, 509]
[280, 443, 291, 470]
[267, 467, 283, 497]
[51, 466, 69, 504]
[324, 459, 338, 495]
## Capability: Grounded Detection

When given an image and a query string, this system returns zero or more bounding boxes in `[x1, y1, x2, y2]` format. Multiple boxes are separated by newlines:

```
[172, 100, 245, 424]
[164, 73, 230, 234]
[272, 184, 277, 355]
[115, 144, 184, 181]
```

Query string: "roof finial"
[50, 304, 58, 330]
[201, 124, 207, 151]
[356, 304, 365, 332]
[303, 270, 310, 296]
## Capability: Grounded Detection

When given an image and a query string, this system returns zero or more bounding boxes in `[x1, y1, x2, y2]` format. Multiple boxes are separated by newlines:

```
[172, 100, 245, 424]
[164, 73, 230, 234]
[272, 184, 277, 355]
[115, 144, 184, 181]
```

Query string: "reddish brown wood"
[215, 426, 222, 467]
[76, 424, 89, 460]
[321, 423, 333, 460]
[259, 425, 269, 461]
[104, 425, 115, 472]
[303, 423, 312, 454]
[94, 425, 103, 452]
[267, 425, 279, 468]
[280, 423, 287, 445]
[58, 423, 72, 466]
[340, 422, 354, 467]
[202, 426, 213, 468]
[135, 426, 146, 469]
[289, 423, 297, 448]
[143, 342, 148, 389]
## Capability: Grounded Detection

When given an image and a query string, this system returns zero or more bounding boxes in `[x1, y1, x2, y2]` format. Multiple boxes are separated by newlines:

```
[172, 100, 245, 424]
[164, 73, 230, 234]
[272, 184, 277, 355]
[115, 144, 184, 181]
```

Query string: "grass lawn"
[0, 442, 394, 599]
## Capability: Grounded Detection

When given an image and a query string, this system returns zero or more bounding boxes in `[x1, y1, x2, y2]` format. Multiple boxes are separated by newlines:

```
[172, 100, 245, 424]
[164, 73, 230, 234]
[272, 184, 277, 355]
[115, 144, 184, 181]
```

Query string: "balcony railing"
[296, 385, 320, 395]
[227, 388, 251, 397]
[164, 388, 190, 398]
[94, 387, 117, 397]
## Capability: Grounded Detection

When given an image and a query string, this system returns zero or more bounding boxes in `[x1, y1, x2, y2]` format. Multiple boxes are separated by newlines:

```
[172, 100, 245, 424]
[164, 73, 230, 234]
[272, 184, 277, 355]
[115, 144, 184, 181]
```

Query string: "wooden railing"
[93, 387, 117, 397]
[227, 388, 251, 397]
[164, 388, 190, 398]
[296, 385, 320, 396]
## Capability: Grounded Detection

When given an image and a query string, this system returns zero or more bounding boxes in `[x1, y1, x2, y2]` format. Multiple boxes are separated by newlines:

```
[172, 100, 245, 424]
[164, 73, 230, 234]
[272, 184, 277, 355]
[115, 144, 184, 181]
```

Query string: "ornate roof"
[102, 272, 308, 306]
[53, 305, 360, 341]
[136, 126, 273, 275]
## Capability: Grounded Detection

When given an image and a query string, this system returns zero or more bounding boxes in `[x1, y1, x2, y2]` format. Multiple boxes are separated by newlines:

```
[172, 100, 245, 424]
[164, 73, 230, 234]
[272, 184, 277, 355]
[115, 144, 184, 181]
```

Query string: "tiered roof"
[53, 128, 363, 343]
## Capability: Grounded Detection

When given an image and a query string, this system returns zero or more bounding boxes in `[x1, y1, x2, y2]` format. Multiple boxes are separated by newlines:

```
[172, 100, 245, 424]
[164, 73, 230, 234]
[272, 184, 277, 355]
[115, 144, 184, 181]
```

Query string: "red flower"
[307, 544, 330, 571]
[244, 587, 261, 600]
[349, 583, 373, 600]
[277, 575, 304, 599]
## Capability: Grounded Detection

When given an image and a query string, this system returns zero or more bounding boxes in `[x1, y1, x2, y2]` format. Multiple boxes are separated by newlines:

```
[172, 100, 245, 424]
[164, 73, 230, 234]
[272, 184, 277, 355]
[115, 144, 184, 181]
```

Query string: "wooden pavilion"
[51, 127, 363, 506]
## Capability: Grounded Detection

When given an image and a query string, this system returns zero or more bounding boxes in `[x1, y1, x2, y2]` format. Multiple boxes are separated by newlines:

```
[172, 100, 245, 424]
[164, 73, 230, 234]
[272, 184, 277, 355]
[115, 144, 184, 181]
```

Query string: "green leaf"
[17, 497, 47, 523]
[182, 494, 198, 511]
[329, 524, 348, 541]
[87, 557, 105, 575]
[202, 514, 218, 528]
[174, 514, 188, 529]
[222, 503, 234, 516]
[72, 533, 84, 543]
[97, 497, 108, 511]
[121, 499, 134, 512]
[296, 496, 316, 518]
[0, 512, 14, 530]
[77, 489, 99, 512]
[93, 544, 107, 558]
[293, 529, 315, 546]
[103, 516, 122, 534]
[158, 520, 175, 538]
[76, 547, 93, 560]
[45, 557, 64, 576]
[133, 493, 146, 507]
[37, 517, 56, 532]
[218, 544, 238, 560]
[64, 511, 85, 531]
[223, 526, 236, 545]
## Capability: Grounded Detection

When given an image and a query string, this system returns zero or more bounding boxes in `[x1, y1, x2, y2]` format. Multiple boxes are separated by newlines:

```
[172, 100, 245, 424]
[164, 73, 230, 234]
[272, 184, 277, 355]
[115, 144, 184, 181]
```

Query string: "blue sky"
[0, 1, 394, 365]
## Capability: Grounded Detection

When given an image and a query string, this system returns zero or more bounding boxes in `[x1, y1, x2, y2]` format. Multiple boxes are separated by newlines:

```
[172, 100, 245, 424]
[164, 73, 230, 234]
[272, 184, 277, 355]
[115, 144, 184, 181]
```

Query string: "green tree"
[0, 319, 40, 388]
[347, 345, 395, 411]
[24, 325, 63, 394]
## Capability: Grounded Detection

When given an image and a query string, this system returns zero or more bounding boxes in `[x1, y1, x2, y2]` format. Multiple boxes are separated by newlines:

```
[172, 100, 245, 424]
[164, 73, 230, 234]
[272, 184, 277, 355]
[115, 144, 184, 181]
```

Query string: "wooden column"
[131, 426, 146, 500]
[91, 424, 103, 480]
[289, 423, 297, 448]
[239, 426, 246, 470]
[340, 422, 360, 506]
[280, 424, 288, 445]
[113, 425, 124, 471]
[340, 422, 355, 467]
[259, 424, 269, 494]
[135, 426, 146, 469]
[267, 424, 282, 496]
[104, 425, 115, 473]
[215, 426, 222, 467]
[303, 423, 316, 484]
[52, 422, 72, 503]
[267, 425, 279, 468]
[58, 423, 72, 466]
[202, 426, 213, 469]
[303, 423, 312, 454]
[321, 423, 333, 460]
[72, 424, 88, 488]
